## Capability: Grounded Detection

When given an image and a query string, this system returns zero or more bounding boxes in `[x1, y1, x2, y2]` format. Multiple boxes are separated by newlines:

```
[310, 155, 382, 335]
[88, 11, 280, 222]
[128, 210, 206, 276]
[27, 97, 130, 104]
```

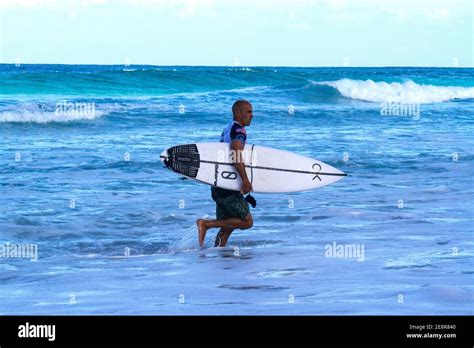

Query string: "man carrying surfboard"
[196, 100, 254, 247]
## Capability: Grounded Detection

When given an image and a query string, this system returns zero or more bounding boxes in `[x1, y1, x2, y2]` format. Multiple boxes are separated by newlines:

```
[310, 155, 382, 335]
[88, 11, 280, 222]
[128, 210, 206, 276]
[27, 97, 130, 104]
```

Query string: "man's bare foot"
[196, 219, 208, 247]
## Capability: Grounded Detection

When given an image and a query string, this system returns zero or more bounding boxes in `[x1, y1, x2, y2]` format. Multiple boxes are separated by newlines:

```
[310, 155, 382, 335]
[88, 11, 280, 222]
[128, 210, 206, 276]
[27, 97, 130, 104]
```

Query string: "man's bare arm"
[231, 140, 252, 194]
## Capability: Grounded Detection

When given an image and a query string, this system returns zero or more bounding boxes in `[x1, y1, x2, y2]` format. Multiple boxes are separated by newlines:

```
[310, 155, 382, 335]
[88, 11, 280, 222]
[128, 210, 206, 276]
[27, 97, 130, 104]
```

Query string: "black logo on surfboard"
[221, 171, 238, 180]
[312, 163, 322, 181]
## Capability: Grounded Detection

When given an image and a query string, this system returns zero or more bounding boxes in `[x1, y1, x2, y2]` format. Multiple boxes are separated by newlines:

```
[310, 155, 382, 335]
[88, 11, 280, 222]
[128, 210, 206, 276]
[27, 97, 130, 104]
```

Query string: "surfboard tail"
[160, 144, 200, 178]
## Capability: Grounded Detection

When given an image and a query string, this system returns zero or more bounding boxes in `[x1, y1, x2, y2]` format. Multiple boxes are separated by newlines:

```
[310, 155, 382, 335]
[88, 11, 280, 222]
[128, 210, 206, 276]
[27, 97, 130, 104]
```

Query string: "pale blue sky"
[0, 0, 472, 66]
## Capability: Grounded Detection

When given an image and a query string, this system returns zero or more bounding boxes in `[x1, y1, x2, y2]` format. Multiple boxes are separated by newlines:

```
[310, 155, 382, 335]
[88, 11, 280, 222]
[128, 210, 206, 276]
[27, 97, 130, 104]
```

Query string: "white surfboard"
[160, 143, 346, 193]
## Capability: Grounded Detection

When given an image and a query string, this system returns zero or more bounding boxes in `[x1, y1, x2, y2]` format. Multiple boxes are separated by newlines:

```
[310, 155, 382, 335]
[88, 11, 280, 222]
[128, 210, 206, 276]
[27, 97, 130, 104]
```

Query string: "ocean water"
[0, 65, 473, 315]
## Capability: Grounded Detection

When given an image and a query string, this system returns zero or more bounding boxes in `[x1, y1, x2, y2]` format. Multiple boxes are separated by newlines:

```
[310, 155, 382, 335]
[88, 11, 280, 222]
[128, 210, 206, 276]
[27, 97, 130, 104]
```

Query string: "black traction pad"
[165, 144, 200, 178]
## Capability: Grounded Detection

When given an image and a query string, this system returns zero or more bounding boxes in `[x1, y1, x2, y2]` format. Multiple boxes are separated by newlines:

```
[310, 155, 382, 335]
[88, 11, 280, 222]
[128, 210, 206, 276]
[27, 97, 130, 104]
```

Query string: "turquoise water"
[0, 65, 473, 314]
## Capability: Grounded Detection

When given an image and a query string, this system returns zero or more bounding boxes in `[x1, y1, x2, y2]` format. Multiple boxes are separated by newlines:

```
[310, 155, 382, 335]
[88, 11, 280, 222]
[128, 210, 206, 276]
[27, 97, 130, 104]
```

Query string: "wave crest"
[314, 79, 474, 103]
[0, 111, 105, 123]
[0, 102, 106, 123]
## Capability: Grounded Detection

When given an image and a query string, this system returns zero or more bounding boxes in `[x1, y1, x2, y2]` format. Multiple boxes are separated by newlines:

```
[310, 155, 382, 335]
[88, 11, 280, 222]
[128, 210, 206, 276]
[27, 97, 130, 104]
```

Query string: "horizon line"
[0, 63, 472, 69]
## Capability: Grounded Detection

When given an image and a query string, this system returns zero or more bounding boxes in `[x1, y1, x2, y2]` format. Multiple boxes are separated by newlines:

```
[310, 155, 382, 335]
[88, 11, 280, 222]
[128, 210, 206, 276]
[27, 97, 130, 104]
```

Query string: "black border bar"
[0, 315, 472, 346]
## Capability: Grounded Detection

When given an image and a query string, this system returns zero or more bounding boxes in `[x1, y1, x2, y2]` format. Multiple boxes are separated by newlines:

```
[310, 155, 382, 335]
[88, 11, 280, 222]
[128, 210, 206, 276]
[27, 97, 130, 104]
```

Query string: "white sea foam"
[171, 224, 200, 252]
[0, 110, 106, 123]
[315, 79, 474, 104]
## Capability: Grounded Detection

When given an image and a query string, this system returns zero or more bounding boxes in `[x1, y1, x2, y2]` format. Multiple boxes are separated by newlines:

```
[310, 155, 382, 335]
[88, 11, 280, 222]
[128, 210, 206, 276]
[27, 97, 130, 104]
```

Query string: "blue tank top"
[219, 121, 247, 144]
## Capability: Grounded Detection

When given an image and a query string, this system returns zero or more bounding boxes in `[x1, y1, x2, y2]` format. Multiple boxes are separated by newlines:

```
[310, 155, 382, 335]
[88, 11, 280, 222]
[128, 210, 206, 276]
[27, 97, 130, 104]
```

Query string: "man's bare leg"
[197, 214, 253, 247]
[214, 228, 234, 247]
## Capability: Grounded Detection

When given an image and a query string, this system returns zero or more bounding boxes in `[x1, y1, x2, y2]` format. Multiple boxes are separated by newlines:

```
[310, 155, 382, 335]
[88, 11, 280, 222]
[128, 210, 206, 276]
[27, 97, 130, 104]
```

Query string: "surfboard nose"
[321, 163, 347, 185]
[334, 167, 346, 176]
[325, 161, 346, 175]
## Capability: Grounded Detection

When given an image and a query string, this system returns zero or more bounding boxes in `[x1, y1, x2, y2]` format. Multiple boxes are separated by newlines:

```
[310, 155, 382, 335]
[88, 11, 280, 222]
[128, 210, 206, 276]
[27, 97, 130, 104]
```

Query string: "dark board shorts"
[211, 188, 249, 221]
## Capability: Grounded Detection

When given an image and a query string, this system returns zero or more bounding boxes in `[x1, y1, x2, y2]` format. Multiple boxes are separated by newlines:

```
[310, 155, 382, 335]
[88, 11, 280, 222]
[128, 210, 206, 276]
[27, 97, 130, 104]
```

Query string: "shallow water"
[1, 65, 473, 314]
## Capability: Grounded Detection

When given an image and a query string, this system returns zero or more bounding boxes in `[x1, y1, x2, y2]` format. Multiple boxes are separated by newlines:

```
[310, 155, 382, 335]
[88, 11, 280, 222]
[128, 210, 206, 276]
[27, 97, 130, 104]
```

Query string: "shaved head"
[231, 100, 253, 127]
[232, 100, 251, 116]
